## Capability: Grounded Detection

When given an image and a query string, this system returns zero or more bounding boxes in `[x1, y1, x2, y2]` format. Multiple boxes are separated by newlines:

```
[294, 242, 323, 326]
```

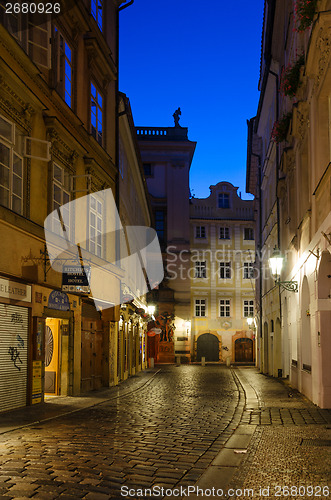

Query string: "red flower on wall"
[294, 0, 317, 32]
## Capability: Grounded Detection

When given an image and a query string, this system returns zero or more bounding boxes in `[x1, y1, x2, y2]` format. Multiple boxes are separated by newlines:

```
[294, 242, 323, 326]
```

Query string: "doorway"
[196, 333, 219, 362]
[45, 318, 60, 394]
[235, 338, 253, 362]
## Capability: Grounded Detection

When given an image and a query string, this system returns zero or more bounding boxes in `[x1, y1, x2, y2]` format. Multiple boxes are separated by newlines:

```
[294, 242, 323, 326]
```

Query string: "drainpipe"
[116, 0, 134, 261]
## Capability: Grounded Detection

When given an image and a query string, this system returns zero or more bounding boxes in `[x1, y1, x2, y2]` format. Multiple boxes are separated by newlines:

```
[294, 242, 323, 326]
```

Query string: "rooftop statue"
[173, 107, 181, 127]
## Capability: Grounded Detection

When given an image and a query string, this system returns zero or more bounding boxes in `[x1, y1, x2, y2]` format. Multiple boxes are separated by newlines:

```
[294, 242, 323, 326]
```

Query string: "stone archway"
[263, 322, 269, 374]
[196, 333, 219, 362]
[317, 250, 331, 408]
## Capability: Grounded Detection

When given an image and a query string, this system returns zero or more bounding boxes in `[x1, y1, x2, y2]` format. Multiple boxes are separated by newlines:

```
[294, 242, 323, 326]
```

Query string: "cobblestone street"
[0, 366, 330, 499]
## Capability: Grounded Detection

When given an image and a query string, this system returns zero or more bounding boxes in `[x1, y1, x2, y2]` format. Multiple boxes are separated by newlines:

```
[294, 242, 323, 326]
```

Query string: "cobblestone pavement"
[0, 366, 330, 500]
[0, 366, 242, 499]
[227, 368, 331, 500]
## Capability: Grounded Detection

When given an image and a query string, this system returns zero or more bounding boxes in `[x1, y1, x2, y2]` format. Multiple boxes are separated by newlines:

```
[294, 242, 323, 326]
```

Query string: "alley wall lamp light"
[269, 247, 298, 292]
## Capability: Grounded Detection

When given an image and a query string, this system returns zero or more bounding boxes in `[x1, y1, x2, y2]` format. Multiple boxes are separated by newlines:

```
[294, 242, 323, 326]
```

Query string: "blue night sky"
[119, 0, 264, 199]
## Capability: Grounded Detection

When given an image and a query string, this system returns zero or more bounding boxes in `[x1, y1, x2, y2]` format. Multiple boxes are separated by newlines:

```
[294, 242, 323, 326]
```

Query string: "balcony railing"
[136, 126, 189, 141]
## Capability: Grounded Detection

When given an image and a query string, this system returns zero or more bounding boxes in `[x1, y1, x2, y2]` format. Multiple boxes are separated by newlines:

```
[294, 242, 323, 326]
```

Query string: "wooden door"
[235, 338, 253, 362]
[197, 333, 219, 362]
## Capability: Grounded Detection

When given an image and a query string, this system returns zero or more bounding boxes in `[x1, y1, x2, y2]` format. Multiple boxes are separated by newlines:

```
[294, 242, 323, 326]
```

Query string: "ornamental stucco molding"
[313, 26, 331, 93]
[293, 103, 309, 143]
[0, 75, 34, 133]
[46, 127, 78, 171]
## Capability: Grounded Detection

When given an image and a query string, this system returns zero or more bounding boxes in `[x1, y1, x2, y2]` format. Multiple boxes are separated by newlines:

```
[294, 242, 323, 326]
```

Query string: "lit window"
[219, 227, 230, 239]
[91, 82, 103, 146]
[52, 164, 70, 235]
[243, 300, 254, 317]
[195, 299, 206, 317]
[219, 299, 231, 317]
[243, 262, 254, 279]
[196, 226, 206, 238]
[195, 261, 207, 278]
[244, 227, 254, 240]
[89, 194, 103, 257]
[91, 0, 103, 31]
[220, 261, 231, 279]
[54, 27, 72, 108]
[218, 193, 230, 208]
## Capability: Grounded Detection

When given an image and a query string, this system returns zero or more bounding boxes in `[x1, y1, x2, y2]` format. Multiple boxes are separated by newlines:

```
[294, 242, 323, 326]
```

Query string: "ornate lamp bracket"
[276, 279, 298, 293]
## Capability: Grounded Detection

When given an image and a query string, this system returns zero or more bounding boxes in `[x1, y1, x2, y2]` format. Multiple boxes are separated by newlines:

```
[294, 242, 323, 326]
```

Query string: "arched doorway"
[197, 333, 219, 362]
[301, 276, 311, 371]
[317, 250, 331, 408]
[235, 338, 253, 362]
[263, 322, 269, 374]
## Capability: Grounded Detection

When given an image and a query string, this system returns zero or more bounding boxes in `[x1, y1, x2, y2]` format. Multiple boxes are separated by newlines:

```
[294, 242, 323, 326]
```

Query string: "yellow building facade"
[0, 1, 151, 412]
[189, 182, 255, 363]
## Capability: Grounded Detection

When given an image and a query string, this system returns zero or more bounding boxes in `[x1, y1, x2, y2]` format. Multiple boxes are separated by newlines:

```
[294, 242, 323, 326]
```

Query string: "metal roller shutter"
[0, 303, 29, 412]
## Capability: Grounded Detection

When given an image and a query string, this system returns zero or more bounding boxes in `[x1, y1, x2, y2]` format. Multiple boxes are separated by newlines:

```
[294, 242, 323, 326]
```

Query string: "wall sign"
[0, 278, 31, 303]
[48, 290, 70, 311]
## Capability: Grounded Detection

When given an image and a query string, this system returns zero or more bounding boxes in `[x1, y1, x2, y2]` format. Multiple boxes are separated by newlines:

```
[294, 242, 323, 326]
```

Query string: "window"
[91, 0, 103, 30]
[52, 163, 70, 234]
[243, 262, 254, 279]
[54, 27, 72, 108]
[218, 193, 230, 208]
[0, 142, 23, 215]
[195, 226, 206, 238]
[195, 299, 206, 317]
[244, 227, 254, 240]
[219, 227, 230, 239]
[195, 261, 207, 278]
[219, 299, 231, 317]
[28, 19, 50, 68]
[143, 163, 152, 177]
[220, 261, 231, 279]
[155, 210, 165, 246]
[243, 300, 254, 317]
[91, 82, 103, 146]
[89, 194, 103, 257]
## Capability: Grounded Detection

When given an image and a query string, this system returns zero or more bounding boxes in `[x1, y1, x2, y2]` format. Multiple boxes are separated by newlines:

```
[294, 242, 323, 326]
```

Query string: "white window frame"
[195, 261, 207, 278]
[243, 300, 254, 317]
[89, 193, 103, 258]
[52, 163, 71, 235]
[244, 227, 254, 240]
[218, 193, 230, 208]
[195, 299, 206, 317]
[0, 139, 23, 215]
[243, 262, 254, 279]
[195, 226, 206, 239]
[219, 226, 230, 239]
[219, 261, 231, 279]
[90, 81, 103, 146]
[91, 0, 103, 31]
[219, 299, 231, 317]
[53, 26, 73, 108]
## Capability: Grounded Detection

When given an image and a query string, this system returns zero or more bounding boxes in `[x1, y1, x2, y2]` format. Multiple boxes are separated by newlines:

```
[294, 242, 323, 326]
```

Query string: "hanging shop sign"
[0, 277, 31, 303]
[62, 265, 91, 293]
[48, 290, 70, 311]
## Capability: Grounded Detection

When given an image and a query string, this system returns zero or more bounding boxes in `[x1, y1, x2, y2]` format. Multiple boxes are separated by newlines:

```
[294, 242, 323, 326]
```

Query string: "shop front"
[0, 277, 32, 412]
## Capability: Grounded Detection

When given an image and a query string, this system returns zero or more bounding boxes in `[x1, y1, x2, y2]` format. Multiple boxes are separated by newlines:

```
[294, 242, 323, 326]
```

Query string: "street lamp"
[268, 247, 298, 292]
[247, 316, 254, 327]
[147, 304, 156, 316]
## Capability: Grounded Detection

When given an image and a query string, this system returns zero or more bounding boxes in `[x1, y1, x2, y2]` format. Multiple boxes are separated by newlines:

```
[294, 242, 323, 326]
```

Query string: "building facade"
[0, 0, 153, 412]
[136, 122, 196, 361]
[247, 0, 331, 407]
[190, 182, 255, 363]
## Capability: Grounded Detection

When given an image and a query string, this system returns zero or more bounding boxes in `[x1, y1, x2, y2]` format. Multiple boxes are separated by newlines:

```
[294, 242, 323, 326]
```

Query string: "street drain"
[300, 439, 331, 447]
